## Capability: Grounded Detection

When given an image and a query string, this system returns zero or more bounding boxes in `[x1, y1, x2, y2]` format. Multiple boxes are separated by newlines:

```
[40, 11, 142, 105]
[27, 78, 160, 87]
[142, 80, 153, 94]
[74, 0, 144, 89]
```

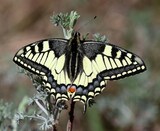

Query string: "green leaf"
[50, 11, 80, 39]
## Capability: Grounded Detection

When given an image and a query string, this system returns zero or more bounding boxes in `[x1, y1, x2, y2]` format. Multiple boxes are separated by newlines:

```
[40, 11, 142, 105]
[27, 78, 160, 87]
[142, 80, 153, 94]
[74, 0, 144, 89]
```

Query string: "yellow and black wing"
[82, 41, 146, 80]
[13, 38, 71, 102]
[71, 41, 146, 108]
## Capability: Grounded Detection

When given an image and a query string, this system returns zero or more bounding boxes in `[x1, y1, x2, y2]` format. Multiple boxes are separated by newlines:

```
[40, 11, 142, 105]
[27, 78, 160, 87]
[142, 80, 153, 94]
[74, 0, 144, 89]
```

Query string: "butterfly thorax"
[66, 32, 82, 82]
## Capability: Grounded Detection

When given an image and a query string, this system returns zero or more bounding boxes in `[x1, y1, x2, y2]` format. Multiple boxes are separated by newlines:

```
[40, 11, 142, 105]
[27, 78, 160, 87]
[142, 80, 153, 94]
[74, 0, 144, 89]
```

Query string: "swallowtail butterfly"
[13, 32, 146, 110]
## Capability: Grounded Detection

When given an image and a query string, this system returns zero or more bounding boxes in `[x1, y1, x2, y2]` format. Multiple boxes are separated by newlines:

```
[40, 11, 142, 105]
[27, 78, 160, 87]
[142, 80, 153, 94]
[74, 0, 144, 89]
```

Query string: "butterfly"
[13, 32, 146, 111]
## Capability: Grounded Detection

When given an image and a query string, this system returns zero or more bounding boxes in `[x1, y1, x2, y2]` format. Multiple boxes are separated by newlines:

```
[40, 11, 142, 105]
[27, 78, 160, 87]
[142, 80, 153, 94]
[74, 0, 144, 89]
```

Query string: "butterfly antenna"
[77, 16, 97, 31]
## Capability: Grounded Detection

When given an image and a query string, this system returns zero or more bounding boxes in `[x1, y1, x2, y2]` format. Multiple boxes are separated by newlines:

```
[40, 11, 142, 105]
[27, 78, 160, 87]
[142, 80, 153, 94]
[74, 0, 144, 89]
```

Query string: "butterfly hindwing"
[72, 71, 106, 106]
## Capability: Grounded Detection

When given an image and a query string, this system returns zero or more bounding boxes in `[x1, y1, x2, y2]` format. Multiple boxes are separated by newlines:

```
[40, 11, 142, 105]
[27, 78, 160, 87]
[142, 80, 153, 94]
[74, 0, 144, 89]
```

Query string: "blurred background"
[0, 0, 160, 131]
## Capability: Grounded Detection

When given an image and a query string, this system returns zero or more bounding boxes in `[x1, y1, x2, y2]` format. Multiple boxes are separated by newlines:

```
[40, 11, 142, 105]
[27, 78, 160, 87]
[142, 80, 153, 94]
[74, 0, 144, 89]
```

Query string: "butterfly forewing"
[82, 41, 146, 80]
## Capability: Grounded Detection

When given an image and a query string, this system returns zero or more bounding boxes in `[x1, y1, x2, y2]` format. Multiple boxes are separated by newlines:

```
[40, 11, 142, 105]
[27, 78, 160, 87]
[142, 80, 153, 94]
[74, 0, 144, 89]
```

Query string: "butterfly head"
[72, 31, 81, 40]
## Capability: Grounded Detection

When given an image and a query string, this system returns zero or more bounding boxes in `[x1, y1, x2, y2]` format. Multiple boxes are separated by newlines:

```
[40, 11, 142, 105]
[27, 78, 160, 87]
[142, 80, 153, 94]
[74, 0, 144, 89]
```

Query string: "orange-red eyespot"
[67, 85, 76, 93]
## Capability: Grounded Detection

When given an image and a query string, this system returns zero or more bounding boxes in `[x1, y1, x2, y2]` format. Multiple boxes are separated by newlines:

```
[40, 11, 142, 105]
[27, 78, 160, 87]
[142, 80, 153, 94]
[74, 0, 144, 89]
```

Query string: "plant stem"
[66, 101, 75, 131]
[53, 125, 57, 131]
